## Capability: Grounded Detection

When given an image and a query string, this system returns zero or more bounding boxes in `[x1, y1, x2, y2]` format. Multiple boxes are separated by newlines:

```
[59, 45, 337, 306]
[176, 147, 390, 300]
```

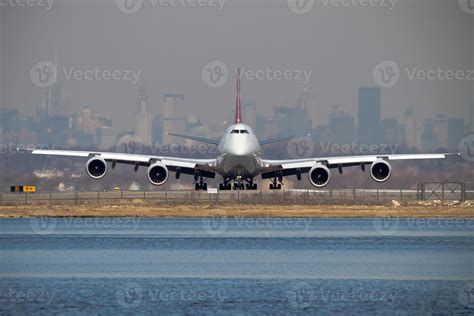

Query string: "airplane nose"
[227, 147, 248, 156]
[226, 137, 251, 156]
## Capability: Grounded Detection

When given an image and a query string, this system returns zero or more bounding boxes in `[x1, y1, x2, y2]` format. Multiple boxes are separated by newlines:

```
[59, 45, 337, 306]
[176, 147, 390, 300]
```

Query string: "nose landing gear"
[219, 178, 258, 191]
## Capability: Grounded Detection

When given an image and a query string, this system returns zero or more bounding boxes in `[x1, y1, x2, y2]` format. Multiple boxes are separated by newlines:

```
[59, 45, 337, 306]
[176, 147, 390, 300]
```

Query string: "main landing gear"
[269, 174, 283, 190]
[194, 172, 208, 191]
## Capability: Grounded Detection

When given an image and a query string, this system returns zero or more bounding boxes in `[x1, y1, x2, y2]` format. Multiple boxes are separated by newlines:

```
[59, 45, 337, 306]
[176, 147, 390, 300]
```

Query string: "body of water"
[0, 218, 473, 314]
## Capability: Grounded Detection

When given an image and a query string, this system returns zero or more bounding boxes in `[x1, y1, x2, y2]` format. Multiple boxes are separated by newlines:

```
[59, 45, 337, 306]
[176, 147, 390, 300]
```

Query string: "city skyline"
[1, 0, 472, 131]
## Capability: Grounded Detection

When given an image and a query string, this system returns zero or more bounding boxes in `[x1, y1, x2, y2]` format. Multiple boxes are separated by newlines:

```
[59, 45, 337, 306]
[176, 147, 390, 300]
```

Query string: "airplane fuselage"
[217, 123, 262, 181]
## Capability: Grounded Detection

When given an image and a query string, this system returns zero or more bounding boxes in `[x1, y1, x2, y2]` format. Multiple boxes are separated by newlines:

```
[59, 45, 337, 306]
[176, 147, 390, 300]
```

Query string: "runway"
[0, 218, 473, 314]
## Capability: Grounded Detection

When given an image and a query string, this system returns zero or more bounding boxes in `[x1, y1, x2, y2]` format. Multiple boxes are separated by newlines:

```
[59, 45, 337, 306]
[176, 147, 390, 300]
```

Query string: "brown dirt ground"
[0, 202, 473, 218]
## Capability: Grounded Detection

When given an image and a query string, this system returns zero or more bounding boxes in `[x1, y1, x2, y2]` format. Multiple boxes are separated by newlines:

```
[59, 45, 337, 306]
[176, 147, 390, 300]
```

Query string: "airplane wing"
[23, 148, 218, 178]
[165, 133, 220, 145]
[261, 153, 460, 179]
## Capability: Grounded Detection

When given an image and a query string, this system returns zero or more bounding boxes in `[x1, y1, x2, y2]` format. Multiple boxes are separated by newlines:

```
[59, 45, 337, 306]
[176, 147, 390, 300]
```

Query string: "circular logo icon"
[287, 0, 314, 14]
[201, 61, 228, 88]
[287, 282, 314, 310]
[30, 60, 57, 88]
[287, 136, 314, 159]
[459, 0, 474, 14]
[201, 215, 228, 236]
[373, 215, 400, 236]
[115, 134, 144, 154]
[459, 134, 474, 162]
[459, 282, 474, 309]
[116, 282, 143, 309]
[116, 0, 143, 14]
[30, 217, 57, 235]
[373, 60, 400, 88]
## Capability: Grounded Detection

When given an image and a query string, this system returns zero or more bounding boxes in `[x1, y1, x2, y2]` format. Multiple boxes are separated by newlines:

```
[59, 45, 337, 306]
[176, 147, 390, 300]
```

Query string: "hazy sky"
[1, 0, 473, 130]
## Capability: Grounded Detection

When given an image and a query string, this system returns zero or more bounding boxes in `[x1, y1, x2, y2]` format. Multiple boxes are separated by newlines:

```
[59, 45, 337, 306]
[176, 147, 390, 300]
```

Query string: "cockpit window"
[230, 129, 249, 134]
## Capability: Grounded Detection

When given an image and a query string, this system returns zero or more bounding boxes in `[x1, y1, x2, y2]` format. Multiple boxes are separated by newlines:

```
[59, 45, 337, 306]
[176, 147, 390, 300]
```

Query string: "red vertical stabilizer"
[235, 68, 242, 124]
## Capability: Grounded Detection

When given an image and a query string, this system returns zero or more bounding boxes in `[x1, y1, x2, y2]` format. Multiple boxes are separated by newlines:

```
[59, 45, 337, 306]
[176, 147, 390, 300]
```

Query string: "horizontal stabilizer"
[259, 136, 294, 146]
[166, 133, 220, 145]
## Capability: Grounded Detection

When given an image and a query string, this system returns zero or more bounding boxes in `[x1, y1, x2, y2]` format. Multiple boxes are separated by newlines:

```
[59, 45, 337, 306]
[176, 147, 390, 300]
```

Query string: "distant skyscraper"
[433, 115, 449, 149]
[448, 118, 465, 149]
[274, 106, 311, 137]
[404, 106, 418, 149]
[297, 89, 311, 112]
[328, 106, 354, 144]
[358, 87, 381, 145]
[381, 118, 401, 145]
[471, 103, 474, 133]
[421, 119, 435, 151]
[135, 79, 152, 146]
[162, 94, 186, 145]
[242, 100, 256, 129]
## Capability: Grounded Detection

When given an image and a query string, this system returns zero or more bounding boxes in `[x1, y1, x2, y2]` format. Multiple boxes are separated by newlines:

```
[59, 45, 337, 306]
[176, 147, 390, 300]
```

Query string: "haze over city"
[1, 0, 472, 139]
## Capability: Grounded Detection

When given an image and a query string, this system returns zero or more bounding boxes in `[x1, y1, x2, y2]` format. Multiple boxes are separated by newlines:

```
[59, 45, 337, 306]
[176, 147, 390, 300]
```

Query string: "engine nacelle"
[147, 162, 169, 186]
[309, 164, 331, 188]
[86, 156, 107, 179]
[370, 160, 392, 182]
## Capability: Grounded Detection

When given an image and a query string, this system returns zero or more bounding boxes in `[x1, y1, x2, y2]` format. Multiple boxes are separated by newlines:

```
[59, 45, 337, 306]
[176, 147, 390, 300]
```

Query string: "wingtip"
[16, 146, 35, 153]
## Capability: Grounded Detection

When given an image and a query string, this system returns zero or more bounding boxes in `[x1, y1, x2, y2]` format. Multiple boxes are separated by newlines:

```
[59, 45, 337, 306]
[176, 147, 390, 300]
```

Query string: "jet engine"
[86, 156, 107, 179]
[309, 164, 331, 188]
[370, 159, 392, 182]
[147, 162, 169, 186]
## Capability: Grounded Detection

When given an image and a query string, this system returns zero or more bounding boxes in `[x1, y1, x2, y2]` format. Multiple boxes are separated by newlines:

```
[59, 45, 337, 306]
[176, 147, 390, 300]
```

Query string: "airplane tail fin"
[235, 68, 242, 124]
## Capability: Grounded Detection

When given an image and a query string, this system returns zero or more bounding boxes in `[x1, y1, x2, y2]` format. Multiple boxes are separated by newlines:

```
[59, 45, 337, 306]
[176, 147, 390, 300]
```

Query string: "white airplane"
[24, 69, 459, 191]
